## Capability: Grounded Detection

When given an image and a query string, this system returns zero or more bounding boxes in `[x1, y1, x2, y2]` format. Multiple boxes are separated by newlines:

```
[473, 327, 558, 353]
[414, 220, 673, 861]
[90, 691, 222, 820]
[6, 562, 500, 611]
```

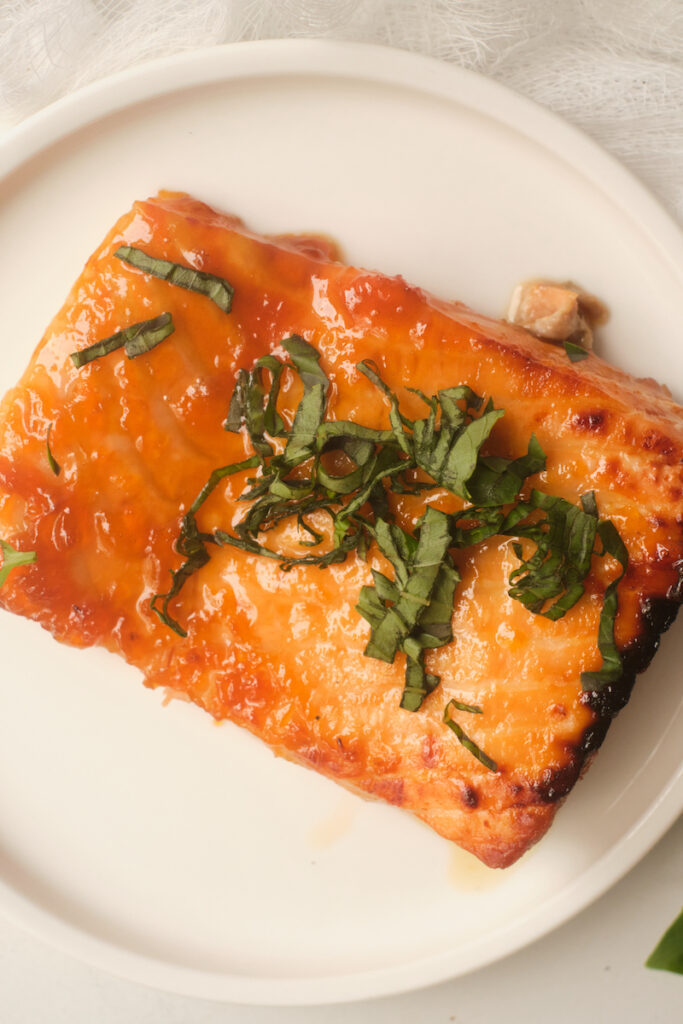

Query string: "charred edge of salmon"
[586, 566, 683, 725]
[533, 567, 683, 805]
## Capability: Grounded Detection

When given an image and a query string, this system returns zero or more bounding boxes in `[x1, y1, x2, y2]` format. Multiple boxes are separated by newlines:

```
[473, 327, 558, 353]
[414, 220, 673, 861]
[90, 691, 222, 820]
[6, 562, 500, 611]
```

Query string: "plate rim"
[2, 38, 682, 276]
[0, 37, 681, 1006]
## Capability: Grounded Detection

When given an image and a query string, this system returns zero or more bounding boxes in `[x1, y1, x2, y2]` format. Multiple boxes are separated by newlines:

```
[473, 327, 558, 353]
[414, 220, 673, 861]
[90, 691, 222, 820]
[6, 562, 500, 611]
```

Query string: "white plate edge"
[2, 40, 682, 279]
[0, 38, 681, 1005]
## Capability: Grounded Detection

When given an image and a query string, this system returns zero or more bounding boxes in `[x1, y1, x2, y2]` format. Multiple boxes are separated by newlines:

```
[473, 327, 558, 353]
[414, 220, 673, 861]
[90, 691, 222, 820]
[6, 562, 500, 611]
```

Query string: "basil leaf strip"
[413, 393, 504, 500]
[563, 339, 589, 362]
[467, 433, 546, 506]
[434, 407, 506, 500]
[451, 699, 483, 714]
[0, 539, 36, 587]
[281, 335, 329, 466]
[150, 455, 260, 636]
[401, 650, 441, 712]
[646, 908, 683, 975]
[580, 517, 629, 692]
[70, 312, 174, 367]
[415, 561, 460, 649]
[356, 510, 459, 712]
[115, 246, 234, 313]
[358, 360, 413, 455]
[224, 370, 249, 433]
[224, 360, 285, 462]
[362, 507, 452, 664]
[443, 700, 498, 772]
[46, 425, 61, 476]
[506, 489, 599, 620]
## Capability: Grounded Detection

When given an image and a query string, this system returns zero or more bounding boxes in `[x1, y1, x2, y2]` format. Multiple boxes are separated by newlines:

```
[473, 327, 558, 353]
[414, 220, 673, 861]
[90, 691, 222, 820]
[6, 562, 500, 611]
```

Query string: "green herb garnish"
[151, 338, 628, 769]
[46, 424, 60, 476]
[646, 908, 683, 975]
[450, 489, 628, 690]
[72, 242, 235, 369]
[0, 538, 36, 587]
[443, 699, 498, 772]
[580, 517, 629, 691]
[467, 433, 546, 506]
[563, 338, 589, 362]
[70, 312, 174, 367]
[505, 489, 601, 621]
[150, 454, 260, 637]
[356, 509, 460, 712]
[115, 246, 234, 313]
[152, 339, 521, 635]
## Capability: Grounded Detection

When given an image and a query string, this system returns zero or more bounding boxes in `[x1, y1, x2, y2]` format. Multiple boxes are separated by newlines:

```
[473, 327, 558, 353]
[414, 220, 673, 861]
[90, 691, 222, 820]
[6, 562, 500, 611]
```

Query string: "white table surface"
[1, 815, 680, 1022]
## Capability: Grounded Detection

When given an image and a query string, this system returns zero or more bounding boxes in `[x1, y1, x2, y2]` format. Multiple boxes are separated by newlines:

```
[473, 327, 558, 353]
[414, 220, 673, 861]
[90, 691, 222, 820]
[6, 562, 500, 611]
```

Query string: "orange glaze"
[0, 192, 681, 867]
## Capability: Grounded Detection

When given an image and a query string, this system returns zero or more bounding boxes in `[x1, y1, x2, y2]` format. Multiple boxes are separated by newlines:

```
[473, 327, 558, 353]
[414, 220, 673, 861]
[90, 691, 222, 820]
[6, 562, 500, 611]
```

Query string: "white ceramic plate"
[0, 40, 681, 1006]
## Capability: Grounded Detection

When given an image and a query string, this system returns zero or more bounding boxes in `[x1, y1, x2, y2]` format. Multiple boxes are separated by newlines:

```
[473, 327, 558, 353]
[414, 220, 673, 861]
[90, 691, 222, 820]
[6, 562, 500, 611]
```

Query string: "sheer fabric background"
[0, 1, 681, 219]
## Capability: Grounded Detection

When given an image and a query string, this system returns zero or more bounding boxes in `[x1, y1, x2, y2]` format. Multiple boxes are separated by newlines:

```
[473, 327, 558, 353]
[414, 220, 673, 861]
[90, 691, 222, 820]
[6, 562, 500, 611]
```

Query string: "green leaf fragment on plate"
[646, 907, 683, 975]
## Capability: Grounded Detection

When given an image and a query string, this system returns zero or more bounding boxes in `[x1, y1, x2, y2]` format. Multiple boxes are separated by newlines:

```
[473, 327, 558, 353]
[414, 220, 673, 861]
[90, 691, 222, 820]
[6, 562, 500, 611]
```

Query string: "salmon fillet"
[0, 192, 681, 868]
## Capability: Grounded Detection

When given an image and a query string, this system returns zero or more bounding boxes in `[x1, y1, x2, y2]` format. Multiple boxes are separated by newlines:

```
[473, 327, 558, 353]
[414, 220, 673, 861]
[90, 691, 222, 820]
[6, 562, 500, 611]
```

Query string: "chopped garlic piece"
[507, 280, 608, 351]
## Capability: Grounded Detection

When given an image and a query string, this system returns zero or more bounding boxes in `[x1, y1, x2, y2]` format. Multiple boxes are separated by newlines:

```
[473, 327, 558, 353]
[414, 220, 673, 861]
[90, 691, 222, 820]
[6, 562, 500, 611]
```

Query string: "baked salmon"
[0, 192, 680, 868]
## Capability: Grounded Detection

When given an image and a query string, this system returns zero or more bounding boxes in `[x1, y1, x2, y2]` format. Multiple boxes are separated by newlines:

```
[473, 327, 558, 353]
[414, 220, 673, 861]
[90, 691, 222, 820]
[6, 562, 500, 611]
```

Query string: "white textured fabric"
[0, 0, 681, 221]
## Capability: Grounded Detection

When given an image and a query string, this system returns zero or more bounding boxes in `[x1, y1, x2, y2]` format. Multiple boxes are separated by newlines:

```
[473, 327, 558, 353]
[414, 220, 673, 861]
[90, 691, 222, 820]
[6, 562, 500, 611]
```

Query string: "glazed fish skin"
[0, 192, 680, 868]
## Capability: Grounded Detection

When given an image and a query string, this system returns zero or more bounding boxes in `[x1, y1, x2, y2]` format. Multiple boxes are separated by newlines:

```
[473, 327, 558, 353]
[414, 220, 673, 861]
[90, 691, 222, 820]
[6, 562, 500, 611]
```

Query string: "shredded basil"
[154, 342, 516, 659]
[467, 434, 546, 506]
[505, 489, 600, 621]
[70, 312, 174, 367]
[563, 338, 589, 362]
[281, 336, 330, 466]
[443, 700, 498, 772]
[150, 455, 260, 636]
[115, 246, 234, 313]
[580, 517, 629, 692]
[362, 510, 451, 663]
[0, 538, 36, 587]
[451, 699, 484, 715]
[46, 425, 61, 476]
[123, 313, 175, 358]
[152, 337, 628, 769]
[356, 509, 460, 711]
